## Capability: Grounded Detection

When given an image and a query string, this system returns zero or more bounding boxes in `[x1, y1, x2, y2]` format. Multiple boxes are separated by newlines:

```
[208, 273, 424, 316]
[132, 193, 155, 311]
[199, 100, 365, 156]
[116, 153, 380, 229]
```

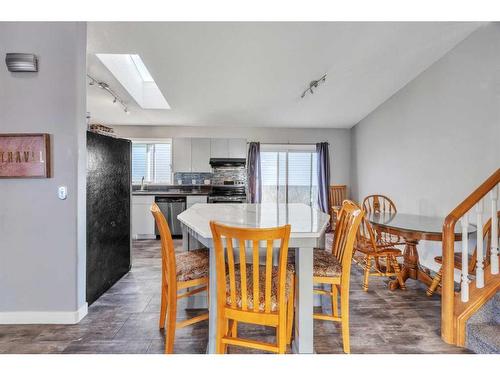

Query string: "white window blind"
[132, 140, 172, 184]
[261, 145, 318, 206]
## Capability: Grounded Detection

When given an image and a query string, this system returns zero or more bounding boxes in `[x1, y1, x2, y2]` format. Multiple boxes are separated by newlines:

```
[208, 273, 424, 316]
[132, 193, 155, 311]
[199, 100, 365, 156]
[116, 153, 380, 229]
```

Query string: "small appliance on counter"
[208, 158, 247, 203]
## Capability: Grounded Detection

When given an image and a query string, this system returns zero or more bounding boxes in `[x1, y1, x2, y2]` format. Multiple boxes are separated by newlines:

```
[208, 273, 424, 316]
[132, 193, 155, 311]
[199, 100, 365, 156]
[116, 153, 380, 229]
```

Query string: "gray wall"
[0, 23, 87, 316]
[351, 23, 500, 268]
[113, 125, 351, 189]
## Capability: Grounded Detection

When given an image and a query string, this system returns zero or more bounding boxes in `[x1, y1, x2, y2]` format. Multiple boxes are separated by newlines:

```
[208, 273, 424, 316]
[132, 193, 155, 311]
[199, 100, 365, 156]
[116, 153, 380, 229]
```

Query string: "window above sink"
[131, 138, 172, 184]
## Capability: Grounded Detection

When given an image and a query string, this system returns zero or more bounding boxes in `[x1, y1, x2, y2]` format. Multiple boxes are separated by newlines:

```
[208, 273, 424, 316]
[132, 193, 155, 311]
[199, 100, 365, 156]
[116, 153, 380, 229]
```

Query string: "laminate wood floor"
[0, 240, 470, 354]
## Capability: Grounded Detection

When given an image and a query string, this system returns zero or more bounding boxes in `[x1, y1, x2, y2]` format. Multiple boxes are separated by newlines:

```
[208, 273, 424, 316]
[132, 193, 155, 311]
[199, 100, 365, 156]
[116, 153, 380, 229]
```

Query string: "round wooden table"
[367, 213, 476, 291]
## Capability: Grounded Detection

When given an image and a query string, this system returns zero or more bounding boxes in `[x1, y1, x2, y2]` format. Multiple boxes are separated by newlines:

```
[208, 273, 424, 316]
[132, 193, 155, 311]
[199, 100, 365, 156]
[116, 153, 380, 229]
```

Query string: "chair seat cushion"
[176, 248, 209, 282]
[313, 249, 342, 278]
[288, 232, 334, 266]
[226, 264, 294, 312]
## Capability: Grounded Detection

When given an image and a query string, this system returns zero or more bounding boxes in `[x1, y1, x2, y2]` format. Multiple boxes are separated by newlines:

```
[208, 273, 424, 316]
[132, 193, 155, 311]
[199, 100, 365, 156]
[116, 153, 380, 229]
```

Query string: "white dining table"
[177, 203, 330, 354]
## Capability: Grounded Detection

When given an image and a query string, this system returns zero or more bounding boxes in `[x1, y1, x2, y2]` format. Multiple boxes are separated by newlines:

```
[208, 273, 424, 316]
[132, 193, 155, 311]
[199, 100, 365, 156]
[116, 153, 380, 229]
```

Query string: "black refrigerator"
[86, 131, 131, 305]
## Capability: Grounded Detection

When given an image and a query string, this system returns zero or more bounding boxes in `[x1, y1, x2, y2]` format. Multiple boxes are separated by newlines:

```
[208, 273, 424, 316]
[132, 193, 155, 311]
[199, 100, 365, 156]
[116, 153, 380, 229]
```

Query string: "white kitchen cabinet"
[172, 137, 247, 172]
[172, 138, 192, 173]
[132, 195, 156, 239]
[210, 138, 229, 158]
[191, 138, 211, 172]
[228, 138, 247, 158]
[186, 195, 208, 209]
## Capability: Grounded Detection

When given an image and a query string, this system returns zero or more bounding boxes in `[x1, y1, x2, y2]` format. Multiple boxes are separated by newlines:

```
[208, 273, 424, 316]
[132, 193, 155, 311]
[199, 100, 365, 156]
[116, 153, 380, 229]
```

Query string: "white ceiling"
[87, 22, 481, 128]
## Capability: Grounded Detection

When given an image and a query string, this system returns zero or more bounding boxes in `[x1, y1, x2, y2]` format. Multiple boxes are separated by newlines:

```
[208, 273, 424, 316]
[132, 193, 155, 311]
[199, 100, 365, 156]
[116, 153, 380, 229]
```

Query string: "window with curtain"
[260, 144, 318, 206]
[131, 140, 172, 184]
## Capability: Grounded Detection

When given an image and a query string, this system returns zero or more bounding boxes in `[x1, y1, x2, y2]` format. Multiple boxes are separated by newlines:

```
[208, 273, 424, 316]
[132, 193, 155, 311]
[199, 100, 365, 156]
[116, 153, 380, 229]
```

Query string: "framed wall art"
[0, 133, 51, 178]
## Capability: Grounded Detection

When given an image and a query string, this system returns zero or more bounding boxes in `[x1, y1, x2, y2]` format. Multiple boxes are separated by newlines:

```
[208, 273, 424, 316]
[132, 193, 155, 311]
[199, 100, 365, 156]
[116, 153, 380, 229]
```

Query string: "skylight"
[96, 53, 170, 110]
[130, 54, 154, 82]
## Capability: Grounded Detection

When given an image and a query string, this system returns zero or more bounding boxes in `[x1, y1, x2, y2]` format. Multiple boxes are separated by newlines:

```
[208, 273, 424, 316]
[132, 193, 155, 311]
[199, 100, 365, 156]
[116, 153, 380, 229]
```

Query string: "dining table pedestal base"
[388, 239, 434, 291]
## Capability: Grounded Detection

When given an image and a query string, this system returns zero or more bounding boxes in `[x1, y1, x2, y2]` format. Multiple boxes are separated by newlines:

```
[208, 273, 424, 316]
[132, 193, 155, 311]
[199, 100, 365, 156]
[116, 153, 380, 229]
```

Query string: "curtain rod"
[247, 142, 329, 145]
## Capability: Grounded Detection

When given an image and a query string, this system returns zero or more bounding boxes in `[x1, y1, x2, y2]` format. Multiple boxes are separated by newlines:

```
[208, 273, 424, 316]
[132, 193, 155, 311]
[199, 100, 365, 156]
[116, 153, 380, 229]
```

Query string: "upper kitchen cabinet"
[210, 138, 247, 159]
[172, 138, 192, 172]
[191, 138, 211, 172]
[210, 138, 229, 158]
[228, 138, 247, 158]
[172, 137, 247, 172]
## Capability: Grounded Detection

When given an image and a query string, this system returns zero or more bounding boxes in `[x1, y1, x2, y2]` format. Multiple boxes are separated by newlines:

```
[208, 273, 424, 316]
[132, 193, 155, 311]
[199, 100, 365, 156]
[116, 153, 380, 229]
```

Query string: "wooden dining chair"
[426, 210, 499, 296]
[210, 221, 294, 354]
[354, 214, 406, 292]
[312, 200, 364, 354]
[329, 185, 347, 228]
[151, 203, 210, 354]
[362, 194, 405, 246]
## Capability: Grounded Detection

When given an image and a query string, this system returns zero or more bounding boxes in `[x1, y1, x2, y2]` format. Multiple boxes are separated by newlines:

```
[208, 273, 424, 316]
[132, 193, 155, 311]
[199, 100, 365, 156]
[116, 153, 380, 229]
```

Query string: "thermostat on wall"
[58, 186, 67, 200]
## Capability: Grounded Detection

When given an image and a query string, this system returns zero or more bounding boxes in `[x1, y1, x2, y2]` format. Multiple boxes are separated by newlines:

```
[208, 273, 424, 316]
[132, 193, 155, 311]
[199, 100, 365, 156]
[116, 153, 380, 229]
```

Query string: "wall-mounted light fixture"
[87, 74, 129, 114]
[301, 73, 327, 99]
[5, 53, 38, 72]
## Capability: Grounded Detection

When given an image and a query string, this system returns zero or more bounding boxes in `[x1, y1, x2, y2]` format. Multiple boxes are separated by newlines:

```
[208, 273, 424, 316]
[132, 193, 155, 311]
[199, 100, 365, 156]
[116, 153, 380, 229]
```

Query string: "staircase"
[466, 292, 500, 353]
[441, 168, 500, 348]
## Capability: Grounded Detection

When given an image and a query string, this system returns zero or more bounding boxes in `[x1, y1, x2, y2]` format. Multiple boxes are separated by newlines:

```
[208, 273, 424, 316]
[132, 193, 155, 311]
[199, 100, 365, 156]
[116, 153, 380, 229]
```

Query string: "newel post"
[441, 217, 457, 344]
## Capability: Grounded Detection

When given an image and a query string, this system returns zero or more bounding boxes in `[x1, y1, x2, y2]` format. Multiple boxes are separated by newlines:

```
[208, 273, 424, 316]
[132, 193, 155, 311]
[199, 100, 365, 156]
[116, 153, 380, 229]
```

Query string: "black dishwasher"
[154, 196, 186, 238]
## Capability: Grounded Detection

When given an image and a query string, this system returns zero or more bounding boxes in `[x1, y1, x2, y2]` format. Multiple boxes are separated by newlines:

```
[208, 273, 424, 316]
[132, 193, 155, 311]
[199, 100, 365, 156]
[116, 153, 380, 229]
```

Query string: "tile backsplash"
[211, 166, 247, 185]
[173, 172, 213, 185]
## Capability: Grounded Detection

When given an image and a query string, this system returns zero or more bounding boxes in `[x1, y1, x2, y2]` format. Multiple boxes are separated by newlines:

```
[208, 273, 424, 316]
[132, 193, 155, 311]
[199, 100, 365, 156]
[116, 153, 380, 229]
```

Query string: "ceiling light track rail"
[301, 73, 327, 99]
[87, 74, 129, 114]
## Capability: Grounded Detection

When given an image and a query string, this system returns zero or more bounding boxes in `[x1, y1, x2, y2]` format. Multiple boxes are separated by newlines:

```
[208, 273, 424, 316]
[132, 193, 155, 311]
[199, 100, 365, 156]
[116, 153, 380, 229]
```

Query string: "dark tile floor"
[0, 240, 470, 354]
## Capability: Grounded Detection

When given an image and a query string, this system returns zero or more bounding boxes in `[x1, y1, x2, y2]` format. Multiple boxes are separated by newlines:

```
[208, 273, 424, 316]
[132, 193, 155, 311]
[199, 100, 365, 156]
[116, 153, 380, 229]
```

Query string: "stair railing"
[441, 168, 500, 345]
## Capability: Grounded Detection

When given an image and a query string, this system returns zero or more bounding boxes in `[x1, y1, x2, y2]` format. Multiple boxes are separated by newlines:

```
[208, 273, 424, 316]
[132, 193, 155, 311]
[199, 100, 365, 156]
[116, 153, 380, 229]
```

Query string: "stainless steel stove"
[208, 158, 247, 203]
[208, 186, 247, 203]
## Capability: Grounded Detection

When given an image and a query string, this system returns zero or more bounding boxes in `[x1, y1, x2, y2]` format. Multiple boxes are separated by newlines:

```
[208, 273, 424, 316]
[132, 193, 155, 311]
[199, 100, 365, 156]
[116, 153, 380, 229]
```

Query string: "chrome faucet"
[140, 176, 146, 191]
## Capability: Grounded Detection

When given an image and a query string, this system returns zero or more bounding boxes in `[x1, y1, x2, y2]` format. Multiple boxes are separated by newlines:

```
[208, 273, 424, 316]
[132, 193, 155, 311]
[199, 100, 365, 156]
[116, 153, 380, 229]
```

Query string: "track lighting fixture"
[87, 74, 129, 114]
[301, 73, 327, 99]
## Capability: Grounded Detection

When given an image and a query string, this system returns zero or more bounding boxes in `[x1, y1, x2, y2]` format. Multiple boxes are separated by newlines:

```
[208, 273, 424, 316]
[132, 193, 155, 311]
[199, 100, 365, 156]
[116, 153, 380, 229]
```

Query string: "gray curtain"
[316, 142, 330, 214]
[247, 142, 261, 203]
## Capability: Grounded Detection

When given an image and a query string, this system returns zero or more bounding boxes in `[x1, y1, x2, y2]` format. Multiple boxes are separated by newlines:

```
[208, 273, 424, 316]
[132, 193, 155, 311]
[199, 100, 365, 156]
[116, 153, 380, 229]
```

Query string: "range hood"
[209, 158, 246, 167]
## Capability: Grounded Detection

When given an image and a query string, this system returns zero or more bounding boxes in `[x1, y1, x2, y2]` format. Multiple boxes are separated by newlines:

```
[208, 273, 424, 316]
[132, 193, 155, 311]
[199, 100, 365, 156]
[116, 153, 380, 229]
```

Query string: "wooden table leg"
[389, 239, 418, 290]
[389, 238, 438, 291]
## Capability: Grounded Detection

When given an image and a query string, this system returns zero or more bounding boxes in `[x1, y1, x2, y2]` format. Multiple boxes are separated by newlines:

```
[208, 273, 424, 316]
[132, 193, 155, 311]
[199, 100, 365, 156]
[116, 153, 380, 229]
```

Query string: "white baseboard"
[0, 303, 88, 324]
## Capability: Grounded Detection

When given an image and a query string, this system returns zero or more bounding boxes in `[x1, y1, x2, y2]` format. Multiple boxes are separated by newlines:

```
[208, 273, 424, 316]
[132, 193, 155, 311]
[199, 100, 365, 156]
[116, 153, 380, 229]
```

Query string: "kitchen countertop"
[133, 190, 210, 196]
[132, 185, 212, 196]
[178, 203, 330, 240]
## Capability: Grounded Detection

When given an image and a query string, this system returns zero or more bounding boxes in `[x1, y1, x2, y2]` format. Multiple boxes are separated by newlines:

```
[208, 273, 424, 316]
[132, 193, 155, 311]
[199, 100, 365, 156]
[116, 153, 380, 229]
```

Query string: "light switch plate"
[58, 186, 67, 200]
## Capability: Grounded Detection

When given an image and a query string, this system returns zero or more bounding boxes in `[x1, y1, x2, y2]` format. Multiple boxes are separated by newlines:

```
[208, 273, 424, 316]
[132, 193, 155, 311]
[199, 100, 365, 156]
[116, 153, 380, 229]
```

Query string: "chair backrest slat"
[226, 238, 237, 308]
[252, 240, 260, 312]
[239, 239, 248, 310]
[264, 239, 273, 313]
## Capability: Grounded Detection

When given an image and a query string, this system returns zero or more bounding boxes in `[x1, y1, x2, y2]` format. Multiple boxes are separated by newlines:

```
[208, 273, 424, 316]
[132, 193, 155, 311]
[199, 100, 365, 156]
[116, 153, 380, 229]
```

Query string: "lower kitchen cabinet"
[132, 195, 156, 239]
